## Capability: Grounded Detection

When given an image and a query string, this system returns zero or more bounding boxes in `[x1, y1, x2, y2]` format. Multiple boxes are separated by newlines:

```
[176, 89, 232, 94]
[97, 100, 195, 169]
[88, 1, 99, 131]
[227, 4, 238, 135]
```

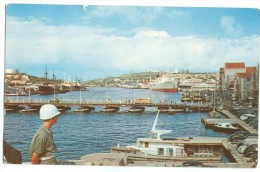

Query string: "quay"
[201, 109, 258, 134]
[69, 137, 256, 168]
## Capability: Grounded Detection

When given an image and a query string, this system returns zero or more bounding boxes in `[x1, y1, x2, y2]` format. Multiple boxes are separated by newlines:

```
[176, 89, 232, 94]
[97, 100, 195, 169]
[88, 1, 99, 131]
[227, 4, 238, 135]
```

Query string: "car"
[228, 131, 248, 142]
[244, 148, 258, 158]
[236, 138, 258, 149]
[240, 114, 256, 121]
[238, 143, 258, 154]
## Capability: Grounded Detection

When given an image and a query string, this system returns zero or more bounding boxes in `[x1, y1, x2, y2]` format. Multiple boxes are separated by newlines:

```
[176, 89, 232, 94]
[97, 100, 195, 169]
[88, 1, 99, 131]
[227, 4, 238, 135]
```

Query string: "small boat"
[73, 105, 93, 113]
[167, 108, 186, 114]
[21, 109, 38, 113]
[73, 108, 91, 113]
[101, 106, 119, 113]
[128, 106, 145, 113]
[213, 123, 240, 133]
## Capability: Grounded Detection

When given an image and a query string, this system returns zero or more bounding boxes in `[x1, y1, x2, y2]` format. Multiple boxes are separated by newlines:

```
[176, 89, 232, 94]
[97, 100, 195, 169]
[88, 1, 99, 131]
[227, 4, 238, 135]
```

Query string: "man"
[30, 104, 60, 164]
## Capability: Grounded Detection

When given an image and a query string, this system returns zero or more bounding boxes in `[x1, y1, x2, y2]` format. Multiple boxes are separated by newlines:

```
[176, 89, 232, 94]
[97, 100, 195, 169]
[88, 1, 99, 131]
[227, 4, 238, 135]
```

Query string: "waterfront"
[3, 87, 230, 163]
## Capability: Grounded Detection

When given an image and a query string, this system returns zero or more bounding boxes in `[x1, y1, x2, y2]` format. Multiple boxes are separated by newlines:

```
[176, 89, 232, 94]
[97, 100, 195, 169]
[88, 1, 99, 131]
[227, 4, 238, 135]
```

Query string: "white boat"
[73, 108, 91, 113]
[167, 108, 186, 114]
[21, 108, 38, 113]
[213, 123, 240, 133]
[110, 111, 222, 162]
[101, 106, 119, 113]
[149, 75, 178, 93]
[128, 106, 145, 113]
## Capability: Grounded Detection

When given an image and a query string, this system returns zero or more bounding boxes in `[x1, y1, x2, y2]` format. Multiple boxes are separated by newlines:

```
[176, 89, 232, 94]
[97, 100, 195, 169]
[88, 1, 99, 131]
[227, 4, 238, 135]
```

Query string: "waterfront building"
[219, 62, 258, 103]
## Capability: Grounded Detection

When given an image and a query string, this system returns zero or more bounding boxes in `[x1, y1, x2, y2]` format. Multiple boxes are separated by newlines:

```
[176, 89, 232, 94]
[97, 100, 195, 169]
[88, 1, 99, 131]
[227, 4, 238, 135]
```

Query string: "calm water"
[4, 87, 229, 162]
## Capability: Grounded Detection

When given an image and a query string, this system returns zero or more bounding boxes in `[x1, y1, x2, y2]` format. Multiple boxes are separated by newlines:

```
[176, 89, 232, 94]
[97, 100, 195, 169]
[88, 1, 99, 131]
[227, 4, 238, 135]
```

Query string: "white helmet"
[40, 104, 60, 120]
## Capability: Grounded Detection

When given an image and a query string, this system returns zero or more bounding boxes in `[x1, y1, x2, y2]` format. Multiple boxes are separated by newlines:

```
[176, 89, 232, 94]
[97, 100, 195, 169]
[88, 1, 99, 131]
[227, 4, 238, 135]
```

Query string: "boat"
[73, 105, 94, 113]
[101, 106, 120, 113]
[73, 108, 91, 113]
[21, 108, 38, 113]
[208, 89, 221, 118]
[128, 106, 145, 113]
[110, 110, 223, 162]
[38, 69, 55, 95]
[167, 108, 186, 114]
[181, 92, 191, 102]
[213, 123, 240, 133]
[149, 75, 178, 93]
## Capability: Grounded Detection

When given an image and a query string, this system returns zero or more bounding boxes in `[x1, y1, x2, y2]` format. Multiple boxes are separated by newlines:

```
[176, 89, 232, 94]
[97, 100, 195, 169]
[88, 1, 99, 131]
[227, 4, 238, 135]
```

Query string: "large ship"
[149, 75, 179, 93]
[38, 69, 55, 95]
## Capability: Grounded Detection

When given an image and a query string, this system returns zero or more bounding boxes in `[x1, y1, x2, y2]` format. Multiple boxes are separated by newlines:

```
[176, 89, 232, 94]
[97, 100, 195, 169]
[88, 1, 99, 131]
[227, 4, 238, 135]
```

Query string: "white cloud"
[221, 16, 243, 36]
[6, 16, 260, 76]
[86, 6, 164, 25]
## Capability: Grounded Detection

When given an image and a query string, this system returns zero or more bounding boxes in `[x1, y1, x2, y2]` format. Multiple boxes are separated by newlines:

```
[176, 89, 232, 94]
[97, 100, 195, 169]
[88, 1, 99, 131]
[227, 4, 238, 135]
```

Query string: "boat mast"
[52, 70, 56, 100]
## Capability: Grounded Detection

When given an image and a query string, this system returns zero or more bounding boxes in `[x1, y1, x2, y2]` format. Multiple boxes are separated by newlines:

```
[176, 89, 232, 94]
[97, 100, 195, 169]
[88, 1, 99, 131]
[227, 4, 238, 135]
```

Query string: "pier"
[4, 100, 213, 113]
[201, 109, 258, 135]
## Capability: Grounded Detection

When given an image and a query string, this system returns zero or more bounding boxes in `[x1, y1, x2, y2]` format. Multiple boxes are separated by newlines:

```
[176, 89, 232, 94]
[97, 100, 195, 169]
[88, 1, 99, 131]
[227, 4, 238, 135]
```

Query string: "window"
[144, 142, 149, 148]
[167, 148, 173, 156]
[176, 148, 183, 156]
[158, 148, 164, 155]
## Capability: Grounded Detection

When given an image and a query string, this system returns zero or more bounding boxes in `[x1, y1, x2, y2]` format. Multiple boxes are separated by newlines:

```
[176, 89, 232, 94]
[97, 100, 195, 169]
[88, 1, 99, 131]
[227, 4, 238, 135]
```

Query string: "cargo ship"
[149, 75, 178, 93]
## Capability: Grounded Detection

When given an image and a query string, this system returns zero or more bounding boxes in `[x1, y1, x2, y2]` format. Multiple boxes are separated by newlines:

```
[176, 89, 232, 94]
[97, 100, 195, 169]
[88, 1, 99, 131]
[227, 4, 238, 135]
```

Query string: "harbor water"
[4, 87, 230, 162]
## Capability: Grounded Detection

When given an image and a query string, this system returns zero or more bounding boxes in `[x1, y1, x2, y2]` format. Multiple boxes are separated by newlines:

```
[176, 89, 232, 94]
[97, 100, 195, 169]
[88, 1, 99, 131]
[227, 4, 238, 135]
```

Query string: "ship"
[149, 75, 179, 93]
[38, 69, 55, 95]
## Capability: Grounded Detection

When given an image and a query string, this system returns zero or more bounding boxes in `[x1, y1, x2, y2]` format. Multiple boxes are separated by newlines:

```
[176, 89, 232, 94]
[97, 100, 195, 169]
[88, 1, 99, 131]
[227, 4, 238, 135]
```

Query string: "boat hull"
[151, 88, 178, 93]
[110, 147, 221, 162]
[213, 126, 240, 134]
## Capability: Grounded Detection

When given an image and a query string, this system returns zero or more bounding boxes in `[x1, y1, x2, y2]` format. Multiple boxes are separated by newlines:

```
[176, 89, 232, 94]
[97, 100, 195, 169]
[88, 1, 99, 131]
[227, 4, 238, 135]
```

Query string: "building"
[219, 62, 258, 102]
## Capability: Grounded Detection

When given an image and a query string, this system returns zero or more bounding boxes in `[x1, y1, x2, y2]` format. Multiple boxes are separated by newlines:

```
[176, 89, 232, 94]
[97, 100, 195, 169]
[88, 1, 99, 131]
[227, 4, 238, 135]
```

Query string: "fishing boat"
[110, 111, 223, 162]
[213, 123, 240, 133]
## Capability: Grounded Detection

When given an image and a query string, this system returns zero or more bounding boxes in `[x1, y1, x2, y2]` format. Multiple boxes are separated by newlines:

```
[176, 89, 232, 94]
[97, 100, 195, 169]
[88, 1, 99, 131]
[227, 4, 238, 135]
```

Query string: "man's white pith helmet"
[40, 104, 60, 120]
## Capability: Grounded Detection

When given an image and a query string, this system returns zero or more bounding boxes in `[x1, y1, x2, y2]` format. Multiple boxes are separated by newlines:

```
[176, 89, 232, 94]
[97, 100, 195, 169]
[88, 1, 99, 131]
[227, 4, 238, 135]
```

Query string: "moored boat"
[213, 123, 240, 133]
[149, 75, 178, 93]
[167, 108, 186, 114]
[110, 110, 223, 162]
[101, 106, 120, 113]
[128, 106, 145, 113]
[21, 108, 38, 113]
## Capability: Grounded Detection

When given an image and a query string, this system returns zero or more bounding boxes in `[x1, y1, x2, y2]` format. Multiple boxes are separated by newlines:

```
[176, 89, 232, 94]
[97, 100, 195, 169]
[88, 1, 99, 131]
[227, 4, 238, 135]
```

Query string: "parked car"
[228, 131, 248, 142]
[238, 143, 258, 154]
[240, 114, 256, 121]
[236, 138, 258, 149]
[245, 148, 258, 158]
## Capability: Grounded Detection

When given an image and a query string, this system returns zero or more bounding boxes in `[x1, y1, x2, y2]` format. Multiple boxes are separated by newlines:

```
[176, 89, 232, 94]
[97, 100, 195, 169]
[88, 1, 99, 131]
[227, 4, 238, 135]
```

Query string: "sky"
[4, 4, 260, 80]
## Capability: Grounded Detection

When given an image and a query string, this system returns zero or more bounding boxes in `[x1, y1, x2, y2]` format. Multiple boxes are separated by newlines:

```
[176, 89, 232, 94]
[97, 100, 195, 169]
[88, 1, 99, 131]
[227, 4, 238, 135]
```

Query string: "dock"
[70, 137, 256, 168]
[201, 109, 258, 134]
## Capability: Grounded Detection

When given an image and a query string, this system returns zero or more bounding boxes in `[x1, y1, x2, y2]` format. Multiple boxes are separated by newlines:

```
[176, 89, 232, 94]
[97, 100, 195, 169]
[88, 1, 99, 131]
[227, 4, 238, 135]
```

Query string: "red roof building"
[225, 62, 245, 69]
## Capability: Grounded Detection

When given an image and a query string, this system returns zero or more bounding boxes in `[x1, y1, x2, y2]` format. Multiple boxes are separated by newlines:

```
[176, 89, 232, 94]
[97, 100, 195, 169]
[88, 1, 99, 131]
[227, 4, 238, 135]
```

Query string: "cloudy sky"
[5, 4, 260, 80]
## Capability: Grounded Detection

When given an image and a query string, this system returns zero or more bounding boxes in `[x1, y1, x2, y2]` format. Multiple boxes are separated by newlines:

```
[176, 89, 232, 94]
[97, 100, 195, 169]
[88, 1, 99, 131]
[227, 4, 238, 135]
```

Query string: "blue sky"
[5, 4, 260, 80]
